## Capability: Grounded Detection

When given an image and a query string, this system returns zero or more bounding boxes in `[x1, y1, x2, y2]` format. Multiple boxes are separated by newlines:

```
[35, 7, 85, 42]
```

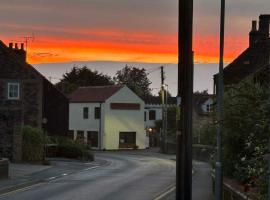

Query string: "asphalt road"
[0, 151, 176, 200]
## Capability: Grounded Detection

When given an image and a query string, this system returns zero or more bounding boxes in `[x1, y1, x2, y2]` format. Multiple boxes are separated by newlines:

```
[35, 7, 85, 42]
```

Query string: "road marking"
[47, 176, 56, 180]
[0, 182, 44, 199]
[153, 184, 176, 200]
[62, 173, 68, 176]
[83, 166, 100, 171]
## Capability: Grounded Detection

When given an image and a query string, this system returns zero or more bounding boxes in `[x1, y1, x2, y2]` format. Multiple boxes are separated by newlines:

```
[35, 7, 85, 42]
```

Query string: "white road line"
[83, 166, 100, 171]
[153, 185, 176, 200]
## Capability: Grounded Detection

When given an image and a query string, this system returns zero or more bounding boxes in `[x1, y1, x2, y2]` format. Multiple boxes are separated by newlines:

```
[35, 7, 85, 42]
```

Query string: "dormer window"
[8, 83, 20, 100]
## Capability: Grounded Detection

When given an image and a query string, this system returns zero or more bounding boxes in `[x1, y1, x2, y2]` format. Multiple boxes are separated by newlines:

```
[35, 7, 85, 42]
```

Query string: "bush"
[22, 126, 44, 162]
[48, 136, 94, 161]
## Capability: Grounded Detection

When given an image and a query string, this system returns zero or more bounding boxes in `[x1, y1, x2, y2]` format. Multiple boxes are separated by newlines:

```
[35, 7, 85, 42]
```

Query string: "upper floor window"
[95, 107, 101, 119]
[8, 83, 20, 100]
[149, 110, 156, 120]
[83, 107, 89, 119]
[144, 111, 147, 121]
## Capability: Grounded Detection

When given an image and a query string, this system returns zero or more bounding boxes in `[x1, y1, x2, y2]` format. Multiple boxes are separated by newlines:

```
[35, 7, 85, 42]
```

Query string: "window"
[206, 104, 211, 112]
[144, 111, 147, 121]
[95, 107, 101, 119]
[149, 110, 156, 120]
[119, 132, 136, 148]
[83, 107, 89, 119]
[8, 83, 20, 100]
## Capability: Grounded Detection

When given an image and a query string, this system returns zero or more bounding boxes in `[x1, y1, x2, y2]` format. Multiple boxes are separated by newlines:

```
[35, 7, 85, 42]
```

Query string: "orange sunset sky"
[0, 0, 269, 65]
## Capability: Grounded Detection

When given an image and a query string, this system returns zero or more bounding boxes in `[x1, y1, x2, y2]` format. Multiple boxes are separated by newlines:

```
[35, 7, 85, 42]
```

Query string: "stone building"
[214, 14, 270, 90]
[0, 41, 69, 162]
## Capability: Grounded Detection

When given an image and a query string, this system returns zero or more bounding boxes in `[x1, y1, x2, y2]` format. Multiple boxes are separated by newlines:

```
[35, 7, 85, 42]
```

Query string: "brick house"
[214, 14, 270, 90]
[0, 41, 69, 162]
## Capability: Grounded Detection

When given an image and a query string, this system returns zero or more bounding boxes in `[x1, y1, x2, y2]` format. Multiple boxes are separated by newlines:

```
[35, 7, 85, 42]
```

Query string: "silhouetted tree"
[114, 65, 152, 98]
[56, 66, 114, 95]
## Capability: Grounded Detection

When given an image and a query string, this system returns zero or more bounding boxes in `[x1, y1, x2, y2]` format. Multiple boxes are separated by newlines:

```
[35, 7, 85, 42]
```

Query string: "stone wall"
[0, 109, 22, 162]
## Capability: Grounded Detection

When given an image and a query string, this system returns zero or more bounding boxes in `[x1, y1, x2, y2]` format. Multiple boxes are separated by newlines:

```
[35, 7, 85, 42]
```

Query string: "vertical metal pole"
[161, 66, 165, 153]
[215, 0, 225, 199]
[176, 0, 193, 199]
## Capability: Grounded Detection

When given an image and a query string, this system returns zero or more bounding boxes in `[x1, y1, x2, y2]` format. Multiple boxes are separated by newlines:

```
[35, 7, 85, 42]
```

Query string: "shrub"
[48, 136, 94, 161]
[22, 126, 44, 162]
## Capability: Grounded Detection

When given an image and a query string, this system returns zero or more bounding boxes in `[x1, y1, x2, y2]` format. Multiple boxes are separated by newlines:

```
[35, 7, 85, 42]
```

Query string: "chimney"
[9, 42, 13, 48]
[9, 42, 27, 63]
[249, 20, 258, 47]
[259, 14, 270, 39]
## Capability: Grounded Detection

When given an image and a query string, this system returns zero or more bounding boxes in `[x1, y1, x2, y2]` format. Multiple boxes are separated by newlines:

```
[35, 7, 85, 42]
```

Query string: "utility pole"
[215, 0, 225, 199]
[160, 66, 166, 153]
[176, 0, 193, 199]
[267, 53, 270, 200]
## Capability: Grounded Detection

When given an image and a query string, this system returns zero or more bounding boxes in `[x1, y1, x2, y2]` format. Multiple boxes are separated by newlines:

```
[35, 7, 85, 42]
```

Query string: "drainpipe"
[99, 103, 102, 150]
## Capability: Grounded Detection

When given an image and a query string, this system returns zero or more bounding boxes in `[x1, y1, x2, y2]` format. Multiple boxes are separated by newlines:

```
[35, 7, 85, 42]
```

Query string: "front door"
[87, 131, 98, 148]
[119, 132, 136, 149]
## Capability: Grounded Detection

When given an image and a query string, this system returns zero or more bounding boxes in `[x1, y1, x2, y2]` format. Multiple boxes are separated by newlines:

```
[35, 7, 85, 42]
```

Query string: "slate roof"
[143, 96, 177, 105]
[214, 39, 270, 85]
[69, 85, 124, 103]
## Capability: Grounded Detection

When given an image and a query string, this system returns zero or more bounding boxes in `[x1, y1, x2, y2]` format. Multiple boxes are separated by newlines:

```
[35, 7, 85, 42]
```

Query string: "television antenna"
[21, 33, 35, 52]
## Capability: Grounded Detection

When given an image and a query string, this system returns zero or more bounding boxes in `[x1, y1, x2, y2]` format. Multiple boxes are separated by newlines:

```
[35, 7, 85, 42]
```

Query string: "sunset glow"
[0, 0, 268, 65]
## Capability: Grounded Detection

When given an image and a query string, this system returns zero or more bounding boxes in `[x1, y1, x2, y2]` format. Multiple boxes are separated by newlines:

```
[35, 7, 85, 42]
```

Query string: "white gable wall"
[69, 102, 104, 148]
[103, 86, 147, 149]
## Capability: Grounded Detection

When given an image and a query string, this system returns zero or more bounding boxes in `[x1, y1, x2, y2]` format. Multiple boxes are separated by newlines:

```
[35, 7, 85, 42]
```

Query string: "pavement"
[159, 161, 214, 200]
[0, 158, 106, 196]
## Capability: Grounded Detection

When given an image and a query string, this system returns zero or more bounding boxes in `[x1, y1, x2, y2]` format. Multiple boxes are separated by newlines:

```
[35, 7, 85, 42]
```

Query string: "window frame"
[95, 107, 101, 119]
[83, 107, 89, 119]
[7, 82, 20, 100]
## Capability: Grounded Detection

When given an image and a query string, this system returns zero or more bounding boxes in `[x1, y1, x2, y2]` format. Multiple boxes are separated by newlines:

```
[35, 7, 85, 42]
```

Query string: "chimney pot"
[9, 43, 13, 48]
[251, 20, 257, 31]
[15, 43, 18, 49]
[20, 43, 24, 50]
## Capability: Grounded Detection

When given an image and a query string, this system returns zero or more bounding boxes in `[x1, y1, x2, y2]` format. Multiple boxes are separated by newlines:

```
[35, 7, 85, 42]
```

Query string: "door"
[119, 132, 136, 148]
[87, 131, 98, 148]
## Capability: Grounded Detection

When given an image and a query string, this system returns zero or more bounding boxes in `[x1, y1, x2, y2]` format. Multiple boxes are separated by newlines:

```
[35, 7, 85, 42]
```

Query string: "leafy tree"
[208, 78, 269, 198]
[114, 65, 152, 97]
[56, 66, 114, 95]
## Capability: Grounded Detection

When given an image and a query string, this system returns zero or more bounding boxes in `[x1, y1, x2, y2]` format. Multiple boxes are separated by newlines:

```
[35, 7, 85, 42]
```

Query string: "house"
[143, 96, 177, 147]
[214, 14, 270, 91]
[192, 93, 214, 144]
[0, 41, 69, 162]
[68, 85, 147, 150]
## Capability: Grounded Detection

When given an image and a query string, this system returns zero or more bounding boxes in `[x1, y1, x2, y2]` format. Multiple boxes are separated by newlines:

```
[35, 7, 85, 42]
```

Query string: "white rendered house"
[68, 85, 147, 150]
